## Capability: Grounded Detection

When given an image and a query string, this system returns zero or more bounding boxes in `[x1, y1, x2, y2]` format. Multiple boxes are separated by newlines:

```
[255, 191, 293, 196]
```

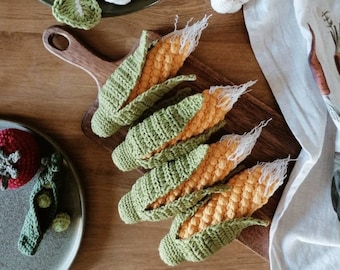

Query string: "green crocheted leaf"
[131, 93, 204, 155]
[117, 145, 209, 224]
[97, 30, 149, 114]
[159, 213, 269, 266]
[143, 184, 230, 222]
[52, 0, 102, 30]
[140, 87, 196, 121]
[113, 74, 196, 126]
[91, 30, 149, 137]
[18, 153, 64, 256]
[111, 93, 204, 171]
[139, 120, 226, 169]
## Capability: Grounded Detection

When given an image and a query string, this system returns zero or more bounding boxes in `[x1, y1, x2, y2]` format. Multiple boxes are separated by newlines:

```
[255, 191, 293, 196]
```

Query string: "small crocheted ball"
[52, 212, 71, 233]
[36, 191, 52, 208]
[0, 128, 41, 189]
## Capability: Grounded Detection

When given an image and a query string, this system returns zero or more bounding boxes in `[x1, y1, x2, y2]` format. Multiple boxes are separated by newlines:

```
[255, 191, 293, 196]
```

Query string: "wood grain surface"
[0, 0, 300, 269]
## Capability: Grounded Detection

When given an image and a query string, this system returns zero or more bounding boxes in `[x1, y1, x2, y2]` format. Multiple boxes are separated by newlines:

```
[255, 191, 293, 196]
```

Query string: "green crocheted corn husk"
[113, 74, 196, 127]
[137, 120, 225, 169]
[90, 29, 196, 137]
[17, 153, 64, 256]
[118, 145, 211, 223]
[111, 93, 206, 171]
[52, 0, 102, 30]
[159, 202, 269, 266]
[139, 87, 196, 122]
[91, 30, 149, 137]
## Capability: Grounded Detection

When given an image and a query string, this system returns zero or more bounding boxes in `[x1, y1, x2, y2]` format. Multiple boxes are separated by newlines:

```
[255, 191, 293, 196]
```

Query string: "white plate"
[0, 119, 85, 270]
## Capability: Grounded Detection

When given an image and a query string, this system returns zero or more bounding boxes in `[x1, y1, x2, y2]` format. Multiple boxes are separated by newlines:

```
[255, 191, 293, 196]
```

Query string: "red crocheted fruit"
[0, 128, 41, 189]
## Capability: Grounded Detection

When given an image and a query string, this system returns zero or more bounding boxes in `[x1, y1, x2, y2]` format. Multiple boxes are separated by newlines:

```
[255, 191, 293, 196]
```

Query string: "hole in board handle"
[49, 33, 69, 51]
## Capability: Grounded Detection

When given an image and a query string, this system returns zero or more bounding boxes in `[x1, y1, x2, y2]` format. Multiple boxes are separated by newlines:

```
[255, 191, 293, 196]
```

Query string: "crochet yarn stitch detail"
[159, 206, 268, 266]
[118, 145, 209, 224]
[92, 15, 211, 137]
[137, 120, 225, 169]
[52, 0, 102, 30]
[113, 74, 197, 126]
[17, 152, 64, 256]
[0, 128, 41, 189]
[91, 30, 149, 137]
[112, 94, 204, 171]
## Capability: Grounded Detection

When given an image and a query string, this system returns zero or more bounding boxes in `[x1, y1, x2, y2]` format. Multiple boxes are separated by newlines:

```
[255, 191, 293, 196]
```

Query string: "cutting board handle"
[42, 25, 119, 90]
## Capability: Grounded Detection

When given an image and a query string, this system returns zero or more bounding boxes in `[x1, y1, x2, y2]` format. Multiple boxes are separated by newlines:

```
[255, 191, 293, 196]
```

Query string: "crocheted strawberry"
[0, 128, 41, 190]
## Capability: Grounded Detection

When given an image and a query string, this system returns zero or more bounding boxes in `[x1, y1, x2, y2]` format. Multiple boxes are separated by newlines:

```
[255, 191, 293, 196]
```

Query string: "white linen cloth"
[243, 1, 340, 269]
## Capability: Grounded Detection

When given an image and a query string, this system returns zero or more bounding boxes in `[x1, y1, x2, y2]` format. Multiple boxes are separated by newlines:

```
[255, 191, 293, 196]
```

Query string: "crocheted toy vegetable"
[52, 0, 102, 30]
[159, 157, 290, 266]
[112, 81, 255, 171]
[118, 120, 268, 224]
[52, 212, 71, 232]
[18, 152, 65, 256]
[91, 15, 210, 138]
[0, 128, 40, 190]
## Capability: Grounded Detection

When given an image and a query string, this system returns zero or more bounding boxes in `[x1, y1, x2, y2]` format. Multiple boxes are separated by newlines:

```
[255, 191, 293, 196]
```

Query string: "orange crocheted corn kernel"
[148, 135, 241, 209]
[143, 88, 229, 159]
[178, 164, 279, 239]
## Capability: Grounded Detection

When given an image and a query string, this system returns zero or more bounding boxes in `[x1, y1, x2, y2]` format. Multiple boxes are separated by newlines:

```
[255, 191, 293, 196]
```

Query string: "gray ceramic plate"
[39, 0, 159, 17]
[0, 119, 85, 270]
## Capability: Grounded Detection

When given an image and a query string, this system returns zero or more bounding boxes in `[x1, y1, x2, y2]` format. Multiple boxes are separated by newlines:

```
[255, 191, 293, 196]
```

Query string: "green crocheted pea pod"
[111, 94, 204, 171]
[91, 30, 149, 137]
[52, 0, 102, 30]
[17, 153, 64, 256]
[159, 208, 269, 266]
[118, 145, 209, 224]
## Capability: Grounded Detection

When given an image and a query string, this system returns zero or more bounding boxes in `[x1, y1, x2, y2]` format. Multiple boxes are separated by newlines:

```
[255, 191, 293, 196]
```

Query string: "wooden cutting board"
[43, 25, 301, 260]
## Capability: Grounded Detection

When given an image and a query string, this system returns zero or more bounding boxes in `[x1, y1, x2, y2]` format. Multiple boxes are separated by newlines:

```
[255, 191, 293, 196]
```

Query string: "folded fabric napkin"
[244, 0, 340, 269]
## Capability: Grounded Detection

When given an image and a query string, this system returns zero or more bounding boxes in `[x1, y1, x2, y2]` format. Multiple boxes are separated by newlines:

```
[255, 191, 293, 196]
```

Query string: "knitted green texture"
[159, 203, 269, 266]
[52, 0, 102, 30]
[113, 74, 196, 126]
[118, 145, 209, 224]
[91, 30, 149, 137]
[140, 87, 196, 120]
[111, 93, 204, 171]
[138, 120, 225, 169]
[17, 152, 64, 256]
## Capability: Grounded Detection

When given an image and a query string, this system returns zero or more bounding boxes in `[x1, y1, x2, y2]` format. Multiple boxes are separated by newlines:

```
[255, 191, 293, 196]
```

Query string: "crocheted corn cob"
[159, 157, 290, 266]
[52, 0, 102, 30]
[118, 120, 268, 224]
[112, 81, 255, 171]
[91, 15, 210, 138]
[0, 128, 40, 190]
[149, 120, 270, 210]
[18, 152, 64, 256]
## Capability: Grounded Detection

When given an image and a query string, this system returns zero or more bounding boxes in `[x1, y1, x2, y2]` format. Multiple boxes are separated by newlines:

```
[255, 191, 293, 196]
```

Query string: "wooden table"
[0, 1, 299, 269]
